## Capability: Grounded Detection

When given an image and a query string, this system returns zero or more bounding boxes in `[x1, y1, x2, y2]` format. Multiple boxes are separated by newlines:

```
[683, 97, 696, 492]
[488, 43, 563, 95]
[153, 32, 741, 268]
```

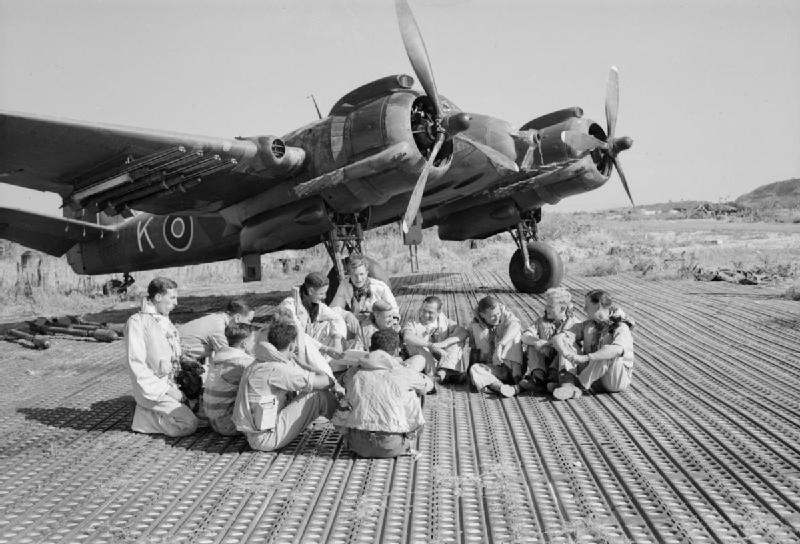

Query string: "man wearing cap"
[232, 320, 343, 452]
[330, 255, 398, 337]
[279, 272, 347, 359]
[332, 329, 433, 458]
[402, 295, 468, 382]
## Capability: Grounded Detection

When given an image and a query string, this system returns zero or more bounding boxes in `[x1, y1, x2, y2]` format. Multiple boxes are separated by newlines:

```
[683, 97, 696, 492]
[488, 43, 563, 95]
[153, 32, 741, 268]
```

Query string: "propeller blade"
[402, 134, 445, 233]
[456, 134, 519, 174]
[395, 0, 442, 118]
[605, 66, 619, 140]
[612, 156, 634, 207]
[561, 130, 608, 154]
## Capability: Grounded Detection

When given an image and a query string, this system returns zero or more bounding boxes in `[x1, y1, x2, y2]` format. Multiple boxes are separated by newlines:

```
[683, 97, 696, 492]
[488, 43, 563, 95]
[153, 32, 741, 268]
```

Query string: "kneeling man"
[233, 321, 341, 452]
[334, 329, 433, 458]
[125, 277, 198, 437]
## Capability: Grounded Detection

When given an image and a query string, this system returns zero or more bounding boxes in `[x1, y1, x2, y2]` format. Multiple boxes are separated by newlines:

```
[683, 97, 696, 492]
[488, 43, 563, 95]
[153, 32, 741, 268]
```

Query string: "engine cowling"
[241, 135, 306, 177]
[284, 76, 457, 213]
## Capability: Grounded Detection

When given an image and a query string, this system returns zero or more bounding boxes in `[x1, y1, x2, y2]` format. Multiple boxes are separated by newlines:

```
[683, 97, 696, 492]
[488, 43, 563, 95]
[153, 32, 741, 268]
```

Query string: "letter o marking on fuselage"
[163, 215, 193, 252]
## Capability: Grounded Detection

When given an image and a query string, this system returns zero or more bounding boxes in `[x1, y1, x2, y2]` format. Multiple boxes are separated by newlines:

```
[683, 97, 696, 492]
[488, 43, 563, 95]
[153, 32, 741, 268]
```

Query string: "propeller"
[561, 66, 635, 206]
[395, 0, 470, 233]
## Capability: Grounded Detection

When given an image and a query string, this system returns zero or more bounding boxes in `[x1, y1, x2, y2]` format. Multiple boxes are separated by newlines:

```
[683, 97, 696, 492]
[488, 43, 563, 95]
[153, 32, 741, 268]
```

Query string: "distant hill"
[735, 178, 800, 209]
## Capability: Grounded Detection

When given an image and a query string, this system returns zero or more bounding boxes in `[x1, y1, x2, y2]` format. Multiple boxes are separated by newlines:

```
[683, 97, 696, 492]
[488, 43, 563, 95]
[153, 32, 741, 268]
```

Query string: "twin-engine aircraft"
[0, 0, 633, 296]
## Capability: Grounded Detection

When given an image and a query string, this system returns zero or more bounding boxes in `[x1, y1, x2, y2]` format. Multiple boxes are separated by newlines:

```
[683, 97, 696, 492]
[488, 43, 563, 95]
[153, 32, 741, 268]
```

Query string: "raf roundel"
[163, 216, 193, 252]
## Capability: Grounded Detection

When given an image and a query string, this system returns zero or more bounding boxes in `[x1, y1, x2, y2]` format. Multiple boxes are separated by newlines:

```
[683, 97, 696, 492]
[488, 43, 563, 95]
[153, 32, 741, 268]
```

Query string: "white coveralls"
[125, 300, 198, 437]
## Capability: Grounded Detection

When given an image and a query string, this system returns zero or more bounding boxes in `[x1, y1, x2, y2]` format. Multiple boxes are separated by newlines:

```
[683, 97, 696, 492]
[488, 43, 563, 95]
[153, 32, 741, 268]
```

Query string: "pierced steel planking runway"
[1, 272, 799, 544]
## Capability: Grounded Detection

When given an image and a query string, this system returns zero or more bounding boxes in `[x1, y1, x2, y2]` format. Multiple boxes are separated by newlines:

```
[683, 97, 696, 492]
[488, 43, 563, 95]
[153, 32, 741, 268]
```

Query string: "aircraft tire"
[508, 241, 564, 294]
[325, 255, 391, 305]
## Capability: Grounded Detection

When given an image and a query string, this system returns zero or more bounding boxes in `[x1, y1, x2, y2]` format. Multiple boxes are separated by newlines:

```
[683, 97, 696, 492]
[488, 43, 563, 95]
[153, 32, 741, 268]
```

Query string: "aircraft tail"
[0, 207, 117, 257]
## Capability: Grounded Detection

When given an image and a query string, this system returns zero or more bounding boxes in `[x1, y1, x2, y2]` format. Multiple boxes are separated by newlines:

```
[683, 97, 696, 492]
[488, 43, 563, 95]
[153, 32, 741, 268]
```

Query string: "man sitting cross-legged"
[232, 320, 343, 452]
[551, 289, 636, 401]
[333, 329, 434, 458]
[202, 323, 255, 436]
[468, 296, 524, 398]
[519, 287, 579, 393]
[402, 295, 468, 383]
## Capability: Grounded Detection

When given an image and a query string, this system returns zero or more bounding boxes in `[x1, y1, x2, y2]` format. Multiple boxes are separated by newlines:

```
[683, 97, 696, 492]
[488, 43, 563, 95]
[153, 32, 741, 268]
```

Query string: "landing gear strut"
[508, 210, 564, 294]
[323, 212, 389, 303]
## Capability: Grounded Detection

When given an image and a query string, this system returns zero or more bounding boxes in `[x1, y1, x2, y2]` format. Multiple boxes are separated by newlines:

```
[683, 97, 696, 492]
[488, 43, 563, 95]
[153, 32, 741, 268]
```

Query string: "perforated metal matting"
[1, 272, 799, 543]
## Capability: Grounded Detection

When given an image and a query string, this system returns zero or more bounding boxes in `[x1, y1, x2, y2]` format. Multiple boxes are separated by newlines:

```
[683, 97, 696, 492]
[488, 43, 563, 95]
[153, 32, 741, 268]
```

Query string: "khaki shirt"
[178, 312, 229, 359]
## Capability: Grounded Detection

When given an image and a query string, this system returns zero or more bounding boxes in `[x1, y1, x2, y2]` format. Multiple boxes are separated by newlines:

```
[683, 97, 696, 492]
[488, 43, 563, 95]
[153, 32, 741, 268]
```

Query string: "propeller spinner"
[561, 67, 635, 206]
[395, 0, 471, 233]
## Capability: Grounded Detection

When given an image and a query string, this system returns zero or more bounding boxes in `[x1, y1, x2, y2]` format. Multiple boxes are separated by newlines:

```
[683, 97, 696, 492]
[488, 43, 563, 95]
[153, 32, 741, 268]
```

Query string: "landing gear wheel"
[325, 256, 391, 305]
[509, 241, 564, 294]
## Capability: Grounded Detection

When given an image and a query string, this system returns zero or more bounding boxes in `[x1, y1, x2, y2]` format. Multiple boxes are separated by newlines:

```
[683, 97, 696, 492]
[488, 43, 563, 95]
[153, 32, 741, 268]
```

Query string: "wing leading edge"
[0, 111, 286, 215]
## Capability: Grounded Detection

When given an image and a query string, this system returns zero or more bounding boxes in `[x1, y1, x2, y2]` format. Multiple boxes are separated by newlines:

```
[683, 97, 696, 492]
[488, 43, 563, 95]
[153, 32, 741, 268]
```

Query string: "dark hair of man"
[147, 277, 177, 300]
[422, 295, 442, 310]
[586, 289, 613, 308]
[369, 329, 400, 354]
[268, 321, 297, 351]
[346, 254, 367, 272]
[476, 295, 499, 314]
[226, 298, 251, 316]
[303, 272, 329, 290]
[225, 323, 251, 347]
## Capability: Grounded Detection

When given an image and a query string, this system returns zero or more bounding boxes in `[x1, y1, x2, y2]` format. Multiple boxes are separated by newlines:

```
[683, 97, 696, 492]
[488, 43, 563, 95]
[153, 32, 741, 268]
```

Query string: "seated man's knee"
[405, 354, 426, 373]
[162, 413, 198, 437]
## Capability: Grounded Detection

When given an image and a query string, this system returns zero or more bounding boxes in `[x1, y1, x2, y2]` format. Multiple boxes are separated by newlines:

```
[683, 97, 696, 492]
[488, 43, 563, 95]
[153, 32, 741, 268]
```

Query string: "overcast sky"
[1, 0, 798, 215]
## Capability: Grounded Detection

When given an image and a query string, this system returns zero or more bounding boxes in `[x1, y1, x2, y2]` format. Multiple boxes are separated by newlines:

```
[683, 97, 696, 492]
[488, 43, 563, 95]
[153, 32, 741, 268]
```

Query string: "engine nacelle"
[239, 197, 333, 254]
[281, 76, 457, 213]
[437, 198, 520, 241]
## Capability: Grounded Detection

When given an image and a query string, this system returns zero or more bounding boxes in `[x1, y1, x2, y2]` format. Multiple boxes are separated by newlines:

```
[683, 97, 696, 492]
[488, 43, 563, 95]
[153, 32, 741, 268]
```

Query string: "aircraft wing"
[0, 207, 116, 256]
[0, 111, 273, 215]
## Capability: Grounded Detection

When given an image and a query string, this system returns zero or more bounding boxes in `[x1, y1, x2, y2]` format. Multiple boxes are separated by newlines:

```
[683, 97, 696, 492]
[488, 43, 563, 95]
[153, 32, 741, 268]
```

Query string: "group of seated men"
[124, 255, 635, 458]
